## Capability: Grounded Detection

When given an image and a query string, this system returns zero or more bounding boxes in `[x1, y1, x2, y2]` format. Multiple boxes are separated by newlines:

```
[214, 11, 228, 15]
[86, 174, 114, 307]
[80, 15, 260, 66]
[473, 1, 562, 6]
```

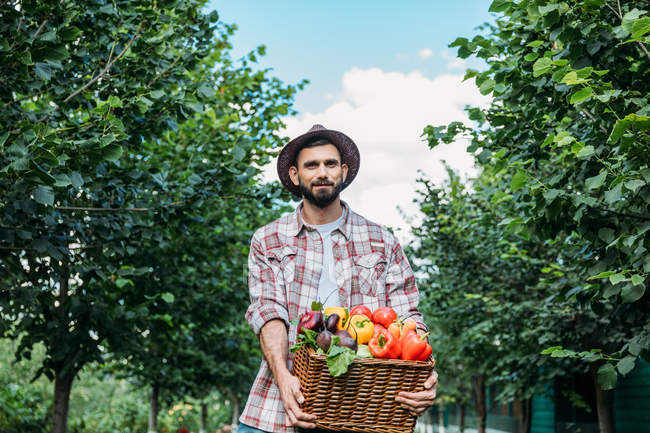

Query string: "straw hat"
[277, 124, 360, 197]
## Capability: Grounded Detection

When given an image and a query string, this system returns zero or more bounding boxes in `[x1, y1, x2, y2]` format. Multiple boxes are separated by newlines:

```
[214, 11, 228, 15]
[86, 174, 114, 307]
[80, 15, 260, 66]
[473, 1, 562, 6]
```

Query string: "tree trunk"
[592, 369, 615, 433]
[148, 382, 160, 433]
[472, 375, 487, 433]
[459, 403, 466, 433]
[230, 390, 240, 431]
[438, 400, 445, 433]
[200, 401, 208, 433]
[52, 371, 74, 433]
[520, 398, 532, 433]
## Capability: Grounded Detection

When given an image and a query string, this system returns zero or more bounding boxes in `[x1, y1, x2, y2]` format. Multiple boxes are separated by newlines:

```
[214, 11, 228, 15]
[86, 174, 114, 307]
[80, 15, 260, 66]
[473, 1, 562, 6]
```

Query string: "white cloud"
[268, 67, 490, 243]
[440, 50, 467, 70]
[418, 48, 433, 59]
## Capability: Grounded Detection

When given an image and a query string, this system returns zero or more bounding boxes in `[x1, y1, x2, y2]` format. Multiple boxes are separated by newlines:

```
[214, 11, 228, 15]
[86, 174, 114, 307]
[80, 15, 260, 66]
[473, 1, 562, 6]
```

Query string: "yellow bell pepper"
[324, 306, 349, 330]
[348, 314, 375, 344]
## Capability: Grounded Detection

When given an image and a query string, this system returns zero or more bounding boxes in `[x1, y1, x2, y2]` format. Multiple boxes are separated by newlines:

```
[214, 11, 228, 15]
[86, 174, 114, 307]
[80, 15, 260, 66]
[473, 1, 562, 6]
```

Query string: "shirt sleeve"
[385, 238, 429, 333]
[245, 231, 290, 335]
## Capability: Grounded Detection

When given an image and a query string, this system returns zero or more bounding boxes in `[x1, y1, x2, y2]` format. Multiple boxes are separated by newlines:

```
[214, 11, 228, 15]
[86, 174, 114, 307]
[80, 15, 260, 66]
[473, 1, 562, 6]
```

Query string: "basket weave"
[292, 346, 435, 433]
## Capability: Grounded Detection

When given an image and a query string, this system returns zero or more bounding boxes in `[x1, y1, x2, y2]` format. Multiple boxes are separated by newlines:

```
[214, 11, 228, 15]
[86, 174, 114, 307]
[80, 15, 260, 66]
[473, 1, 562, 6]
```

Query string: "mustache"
[312, 181, 334, 186]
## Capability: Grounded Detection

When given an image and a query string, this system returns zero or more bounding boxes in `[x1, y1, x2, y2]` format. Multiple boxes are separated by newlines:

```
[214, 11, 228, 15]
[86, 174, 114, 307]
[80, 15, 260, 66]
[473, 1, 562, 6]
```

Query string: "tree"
[422, 1, 650, 432]
[0, 1, 302, 432]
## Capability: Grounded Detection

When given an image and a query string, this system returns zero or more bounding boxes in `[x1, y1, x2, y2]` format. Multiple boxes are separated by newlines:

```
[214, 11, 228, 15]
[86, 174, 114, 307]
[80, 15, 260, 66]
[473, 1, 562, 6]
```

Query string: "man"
[239, 125, 438, 433]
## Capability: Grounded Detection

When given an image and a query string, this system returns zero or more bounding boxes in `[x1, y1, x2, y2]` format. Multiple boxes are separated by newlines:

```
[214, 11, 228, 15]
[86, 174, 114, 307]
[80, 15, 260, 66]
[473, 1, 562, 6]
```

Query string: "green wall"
[530, 393, 554, 433]
[615, 359, 650, 433]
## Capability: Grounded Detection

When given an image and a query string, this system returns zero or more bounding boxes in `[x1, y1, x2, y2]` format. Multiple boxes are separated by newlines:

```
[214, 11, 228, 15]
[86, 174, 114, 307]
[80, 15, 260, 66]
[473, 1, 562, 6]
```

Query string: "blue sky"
[206, 1, 495, 239]
[207, 1, 493, 113]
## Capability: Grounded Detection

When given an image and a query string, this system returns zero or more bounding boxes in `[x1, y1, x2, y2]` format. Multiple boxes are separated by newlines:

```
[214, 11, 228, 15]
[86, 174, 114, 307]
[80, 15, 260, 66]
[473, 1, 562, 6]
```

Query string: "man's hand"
[277, 370, 317, 428]
[395, 369, 438, 417]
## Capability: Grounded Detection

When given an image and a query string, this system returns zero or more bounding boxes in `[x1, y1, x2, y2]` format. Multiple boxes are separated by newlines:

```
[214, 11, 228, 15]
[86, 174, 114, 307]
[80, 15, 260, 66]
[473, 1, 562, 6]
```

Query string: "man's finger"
[395, 395, 431, 409]
[398, 389, 436, 401]
[424, 370, 439, 389]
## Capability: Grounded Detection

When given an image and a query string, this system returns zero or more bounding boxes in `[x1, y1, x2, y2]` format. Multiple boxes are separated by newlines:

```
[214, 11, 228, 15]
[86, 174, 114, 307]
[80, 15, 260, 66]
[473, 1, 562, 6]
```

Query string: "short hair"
[292, 137, 342, 168]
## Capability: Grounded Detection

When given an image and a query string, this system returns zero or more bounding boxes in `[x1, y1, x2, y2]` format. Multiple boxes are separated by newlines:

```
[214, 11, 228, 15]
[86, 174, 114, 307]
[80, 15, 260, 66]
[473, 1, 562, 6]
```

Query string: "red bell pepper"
[401, 330, 432, 361]
[368, 327, 401, 359]
[372, 307, 398, 328]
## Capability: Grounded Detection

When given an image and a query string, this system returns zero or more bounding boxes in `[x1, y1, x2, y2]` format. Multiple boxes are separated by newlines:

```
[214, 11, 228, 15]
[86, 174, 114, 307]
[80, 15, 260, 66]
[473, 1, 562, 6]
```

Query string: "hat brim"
[277, 128, 360, 197]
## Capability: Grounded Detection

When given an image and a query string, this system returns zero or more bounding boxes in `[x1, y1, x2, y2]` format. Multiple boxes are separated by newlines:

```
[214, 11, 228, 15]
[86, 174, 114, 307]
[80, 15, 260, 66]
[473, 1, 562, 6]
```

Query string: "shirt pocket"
[266, 246, 297, 289]
[353, 252, 387, 297]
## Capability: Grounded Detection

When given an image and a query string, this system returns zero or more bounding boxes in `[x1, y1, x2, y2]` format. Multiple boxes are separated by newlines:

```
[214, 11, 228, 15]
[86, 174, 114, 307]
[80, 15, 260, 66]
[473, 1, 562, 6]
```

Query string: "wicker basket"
[292, 346, 435, 433]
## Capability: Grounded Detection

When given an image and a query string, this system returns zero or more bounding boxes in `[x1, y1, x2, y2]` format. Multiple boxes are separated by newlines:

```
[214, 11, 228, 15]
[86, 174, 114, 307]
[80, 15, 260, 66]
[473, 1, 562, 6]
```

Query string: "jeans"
[237, 424, 271, 433]
[238, 423, 360, 433]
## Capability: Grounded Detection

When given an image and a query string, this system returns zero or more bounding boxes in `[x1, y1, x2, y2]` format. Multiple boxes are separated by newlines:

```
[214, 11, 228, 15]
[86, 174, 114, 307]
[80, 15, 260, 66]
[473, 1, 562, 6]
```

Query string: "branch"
[63, 24, 143, 103]
[604, 1, 622, 19]
[0, 244, 102, 251]
[146, 53, 183, 88]
[54, 206, 150, 212]
[598, 207, 650, 221]
[32, 18, 49, 41]
[53, 196, 244, 212]
[636, 41, 650, 63]
[605, 2, 650, 63]
[581, 109, 609, 134]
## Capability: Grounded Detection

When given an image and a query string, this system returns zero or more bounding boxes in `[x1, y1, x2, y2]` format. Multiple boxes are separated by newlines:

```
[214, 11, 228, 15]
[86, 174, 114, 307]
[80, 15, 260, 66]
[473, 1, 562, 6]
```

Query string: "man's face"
[289, 143, 348, 208]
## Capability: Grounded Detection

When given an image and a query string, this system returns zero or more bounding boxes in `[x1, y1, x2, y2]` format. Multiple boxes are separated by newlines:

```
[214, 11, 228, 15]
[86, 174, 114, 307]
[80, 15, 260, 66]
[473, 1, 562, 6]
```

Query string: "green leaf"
[576, 145, 595, 158]
[34, 63, 51, 81]
[597, 228, 615, 243]
[570, 87, 593, 104]
[510, 170, 527, 191]
[150, 90, 165, 99]
[102, 144, 123, 161]
[609, 118, 630, 143]
[53, 173, 71, 187]
[533, 57, 552, 77]
[489, 0, 511, 13]
[161, 293, 175, 303]
[543, 189, 563, 201]
[630, 274, 645, 286]
[597, 363, 618, 390]
[609, 273, 627, 285]
[630, 17, 650, 39]
[70, 172, 84, 188]
[621, 283, 645, 303]
[326, 346, 357, 377]
[115, 278, 133, 289]
[527, 40, 544, 47]
[541, 345, 562, 355]
[588, 271, 615, 280]
[231, 145, 246, 162]
[311, 301, 323, 311]
[46, 45, 69, 61]
[539, 4, 559, 15]
[617, 356, 636, 375]
[585, 171, 607, 190]
[60, 26, 82, 41]
[624, 179, 645, 193]
[34, 186, 54, 206]
[479, 79, 496, 95]
[108, 95, 123, 107]
[0, 132, 8, 147]
[524, 52, 539, 61]
[604, 182, 623, 205]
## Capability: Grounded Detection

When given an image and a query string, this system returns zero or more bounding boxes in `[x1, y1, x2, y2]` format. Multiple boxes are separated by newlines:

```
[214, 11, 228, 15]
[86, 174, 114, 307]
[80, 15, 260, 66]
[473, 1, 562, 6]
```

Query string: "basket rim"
[303, 346, 436, 369]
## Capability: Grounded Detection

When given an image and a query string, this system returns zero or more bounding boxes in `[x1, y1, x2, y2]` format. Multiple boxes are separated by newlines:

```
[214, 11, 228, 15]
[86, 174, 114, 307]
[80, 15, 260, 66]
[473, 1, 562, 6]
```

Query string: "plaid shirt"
[239, 201, 427, 433]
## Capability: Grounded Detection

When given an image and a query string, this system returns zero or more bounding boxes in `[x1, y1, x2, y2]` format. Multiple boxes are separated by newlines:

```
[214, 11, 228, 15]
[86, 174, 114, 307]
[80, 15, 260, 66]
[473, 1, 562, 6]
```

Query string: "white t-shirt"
[313, 211, 345, 309]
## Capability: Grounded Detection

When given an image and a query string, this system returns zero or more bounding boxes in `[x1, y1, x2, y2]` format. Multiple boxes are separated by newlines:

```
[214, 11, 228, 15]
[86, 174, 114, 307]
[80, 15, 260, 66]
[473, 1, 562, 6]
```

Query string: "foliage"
[0, 0, 302, 430]
[422, 0, 650, 390]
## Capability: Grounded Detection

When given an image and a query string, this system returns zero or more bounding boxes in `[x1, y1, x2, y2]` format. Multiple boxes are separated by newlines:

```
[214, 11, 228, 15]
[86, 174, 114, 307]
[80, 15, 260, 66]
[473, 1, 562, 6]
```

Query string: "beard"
[299, 177, 343, 208]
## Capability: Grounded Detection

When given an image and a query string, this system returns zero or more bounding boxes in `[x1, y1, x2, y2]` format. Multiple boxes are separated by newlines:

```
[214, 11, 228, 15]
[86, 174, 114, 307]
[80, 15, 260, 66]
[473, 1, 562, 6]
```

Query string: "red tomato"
[372, 307, 398, 328]
[350, 305, 373, 320]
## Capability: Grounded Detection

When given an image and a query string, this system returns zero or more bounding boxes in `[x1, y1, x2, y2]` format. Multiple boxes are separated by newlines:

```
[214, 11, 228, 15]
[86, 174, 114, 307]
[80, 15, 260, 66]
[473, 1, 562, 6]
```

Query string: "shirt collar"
[292, 200, 352, 240]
